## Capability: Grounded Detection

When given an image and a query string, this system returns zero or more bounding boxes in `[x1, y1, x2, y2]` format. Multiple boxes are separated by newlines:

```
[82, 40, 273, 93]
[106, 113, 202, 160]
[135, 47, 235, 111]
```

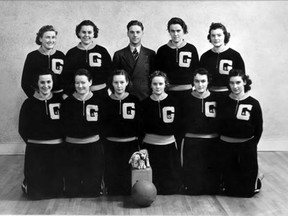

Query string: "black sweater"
[63, 43, 112, 95]
[183, 91, 218, 135]
[200, 48, 245, 89]
[103, 94, 141, 138]
[218, 94, 263, 144]
[18, 93, 63, 141]
[141, 95, 178, 136]
[156, 41, 199, 85]
[61, 92, 104, 138]
[21, 49, 65, 97]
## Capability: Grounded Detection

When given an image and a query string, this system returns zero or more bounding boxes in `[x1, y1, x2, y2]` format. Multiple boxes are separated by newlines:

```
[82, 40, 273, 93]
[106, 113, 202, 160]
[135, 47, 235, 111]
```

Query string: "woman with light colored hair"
[140, 71, 181, 195]
[21, 25, 65, 98]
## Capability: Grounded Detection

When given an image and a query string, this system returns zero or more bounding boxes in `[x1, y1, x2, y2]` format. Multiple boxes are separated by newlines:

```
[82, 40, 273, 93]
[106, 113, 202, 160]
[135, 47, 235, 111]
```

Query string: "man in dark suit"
[113, 20, 156, 101]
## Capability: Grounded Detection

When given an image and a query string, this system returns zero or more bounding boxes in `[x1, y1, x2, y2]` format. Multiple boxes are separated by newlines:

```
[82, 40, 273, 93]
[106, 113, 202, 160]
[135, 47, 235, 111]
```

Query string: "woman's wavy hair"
[207, 22, 230, 44]
[228, 69, 252, 92]
[75, 20, 99, 39]
[149, 70, 170, 91]
[35, 25, 57, 45]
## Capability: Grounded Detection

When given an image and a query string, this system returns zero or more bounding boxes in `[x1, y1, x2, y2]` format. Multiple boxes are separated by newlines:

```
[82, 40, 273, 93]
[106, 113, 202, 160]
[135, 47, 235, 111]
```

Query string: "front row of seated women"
[18, 67, 263, 199]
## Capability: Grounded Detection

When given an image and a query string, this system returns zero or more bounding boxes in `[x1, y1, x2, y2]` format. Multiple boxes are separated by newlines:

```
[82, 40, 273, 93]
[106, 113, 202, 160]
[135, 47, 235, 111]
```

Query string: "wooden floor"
[1, 152, 288, 215]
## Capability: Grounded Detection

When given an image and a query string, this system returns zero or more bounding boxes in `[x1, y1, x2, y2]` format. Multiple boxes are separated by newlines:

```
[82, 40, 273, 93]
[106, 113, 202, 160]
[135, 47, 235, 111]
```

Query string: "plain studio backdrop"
[0, 1, 287, 154]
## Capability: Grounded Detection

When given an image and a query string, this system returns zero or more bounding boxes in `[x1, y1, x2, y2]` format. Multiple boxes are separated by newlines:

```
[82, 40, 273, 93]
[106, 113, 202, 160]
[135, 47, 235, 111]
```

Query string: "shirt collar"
[130, 45, 141, 53]
[110, 92, 129, 100]
[167, 39, 187, 49]
[73, 91, 93, 101]
[38, 47, 56, 56]
[77, 41, 97, 50]
[150, 93, 168, 101]
[33, 91, 53, 100]
[229, 92, 250, 101]
[192, 90, 211, 99]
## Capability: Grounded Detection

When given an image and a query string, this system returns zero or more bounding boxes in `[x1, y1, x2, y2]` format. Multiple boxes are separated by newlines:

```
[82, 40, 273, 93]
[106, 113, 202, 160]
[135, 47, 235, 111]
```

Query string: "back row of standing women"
[19, 17, 263, 199]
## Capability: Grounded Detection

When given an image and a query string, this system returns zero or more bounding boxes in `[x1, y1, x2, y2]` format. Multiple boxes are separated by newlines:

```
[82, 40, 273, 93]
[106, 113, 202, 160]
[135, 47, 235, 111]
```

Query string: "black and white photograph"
[0, 0, 287, 215]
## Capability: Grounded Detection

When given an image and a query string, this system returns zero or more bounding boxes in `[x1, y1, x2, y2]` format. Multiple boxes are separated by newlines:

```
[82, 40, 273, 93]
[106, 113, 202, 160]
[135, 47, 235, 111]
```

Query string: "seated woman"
[103, 69, 141, 195]
[218, 69, 263, 197]
[182, 68, 220, 195]
[140, 71, 181, 195]
[19, 68, 65, 199]
[61, 68, 105, 197]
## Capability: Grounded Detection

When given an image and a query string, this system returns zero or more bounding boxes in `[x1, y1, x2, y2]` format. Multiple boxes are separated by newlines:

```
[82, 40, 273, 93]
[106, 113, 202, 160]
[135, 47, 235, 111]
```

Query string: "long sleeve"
[21, 54, 35, 98]
[235, 52, 245, 73]
[102, 48, 113, 82]
[18, 100, 30, 141]
[155, 46, 165, 71]
[191, 48, 199, 72]
[251, 100, 263, 145]
[62, 50, 76, 96]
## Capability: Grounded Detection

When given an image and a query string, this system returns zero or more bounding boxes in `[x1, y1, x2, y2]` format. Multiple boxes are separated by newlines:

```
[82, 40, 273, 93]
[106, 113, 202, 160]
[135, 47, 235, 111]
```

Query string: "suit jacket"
[113, 45, 156, 101]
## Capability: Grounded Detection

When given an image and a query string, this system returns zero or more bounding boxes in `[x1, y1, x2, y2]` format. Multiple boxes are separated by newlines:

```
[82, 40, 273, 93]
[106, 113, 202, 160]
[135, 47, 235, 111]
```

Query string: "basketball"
[131, 180, 157, 207]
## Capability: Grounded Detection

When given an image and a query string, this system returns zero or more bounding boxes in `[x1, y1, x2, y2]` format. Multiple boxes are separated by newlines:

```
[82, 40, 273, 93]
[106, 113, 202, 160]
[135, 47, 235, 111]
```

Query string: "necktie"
[133, 48, 139, 60]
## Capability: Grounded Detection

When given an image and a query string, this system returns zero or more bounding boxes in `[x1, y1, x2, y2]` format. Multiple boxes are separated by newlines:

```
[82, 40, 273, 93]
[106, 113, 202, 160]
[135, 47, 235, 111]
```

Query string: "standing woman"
[182, 68, 220, 195]
[21, 25, 65, 98]
[63, 20, 112, 98]
[155, 17, 199, 149]
[104, 69, 141, 195]
[155, 17, 199, 93]
[61, 68, 105, 197]
[141, 71, 181, 195]
[218, 69, 263, 197]
[200, 23, 245, 99]
[19, 68, 64, 199]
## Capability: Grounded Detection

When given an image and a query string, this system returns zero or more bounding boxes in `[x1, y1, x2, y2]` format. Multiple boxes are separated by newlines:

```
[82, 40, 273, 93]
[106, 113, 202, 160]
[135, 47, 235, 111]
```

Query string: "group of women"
[19, 18, 263, 199]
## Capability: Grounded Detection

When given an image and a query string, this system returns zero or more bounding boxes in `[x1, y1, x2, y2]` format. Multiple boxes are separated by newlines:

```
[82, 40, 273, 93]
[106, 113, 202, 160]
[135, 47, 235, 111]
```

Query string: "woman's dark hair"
[33, 68, 54, 90]
[75, 20, 99, 39]
[108, 69, 131, 93]
[228, 69, 252, 92]
[192, 68, 212, 87]
[167, 17, 188, 34]
[74, 68, 92, 82]
[35, 25, 57, 45]
[207, 22, 230, 44]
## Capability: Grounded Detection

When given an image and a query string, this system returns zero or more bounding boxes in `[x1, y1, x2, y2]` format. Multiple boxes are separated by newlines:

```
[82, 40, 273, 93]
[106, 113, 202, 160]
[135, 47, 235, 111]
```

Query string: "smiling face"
[229, 75, 246, 96]
[168, 24, 184, 44]
[40, 31, 57, 51]
[127, 25, 143, 47]
[75, 75, 92, 95]
[38, 74, 53, 96]
[193, 73, 208, 94]
[112, 74, 129, 96]
[209, 28, 225, 48]
[78, 25, 94, 46]
[151, 76, 166, 96]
